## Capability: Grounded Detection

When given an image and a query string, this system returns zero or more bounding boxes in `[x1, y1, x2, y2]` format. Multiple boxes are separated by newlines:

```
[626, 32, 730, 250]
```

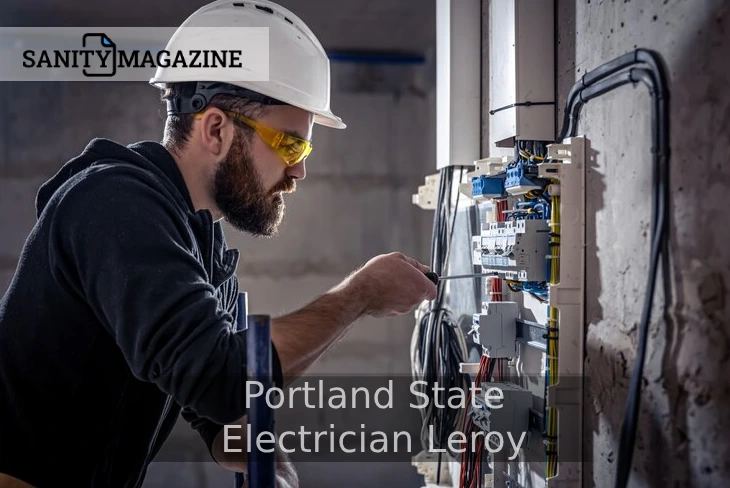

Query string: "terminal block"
[504, 161, 544, 195]
[472, 174, 507, 199]
[471, 301, 518, 358]
[471, 220, 550, 281]
[459, 157, 510, 202]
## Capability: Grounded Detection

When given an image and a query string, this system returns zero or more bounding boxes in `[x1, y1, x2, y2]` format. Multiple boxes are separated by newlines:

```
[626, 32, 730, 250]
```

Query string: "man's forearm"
[271, 278, 368, 381]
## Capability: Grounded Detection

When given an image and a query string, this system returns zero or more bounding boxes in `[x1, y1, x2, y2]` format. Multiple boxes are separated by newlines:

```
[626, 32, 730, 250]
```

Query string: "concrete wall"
[555, 0, 730, 486]
[0, 66, 435, 486]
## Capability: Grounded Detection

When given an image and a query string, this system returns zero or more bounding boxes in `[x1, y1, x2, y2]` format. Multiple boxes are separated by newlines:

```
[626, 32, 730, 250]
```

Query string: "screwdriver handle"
[426, 272, 496, 283]
[425, 271, 440, 285]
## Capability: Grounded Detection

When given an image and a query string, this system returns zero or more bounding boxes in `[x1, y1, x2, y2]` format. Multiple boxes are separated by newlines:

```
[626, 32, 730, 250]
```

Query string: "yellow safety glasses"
[193, 110, 312, 166]
[224, 110, 312, 166]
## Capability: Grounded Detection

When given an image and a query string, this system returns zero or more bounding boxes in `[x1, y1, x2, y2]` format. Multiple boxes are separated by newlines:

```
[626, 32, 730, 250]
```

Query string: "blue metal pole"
[246, 314, 275, 488]
[234, 293, 248, 488]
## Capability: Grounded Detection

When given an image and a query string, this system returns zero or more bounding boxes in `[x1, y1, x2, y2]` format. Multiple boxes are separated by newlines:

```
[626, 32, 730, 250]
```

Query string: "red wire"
[470, 437, 484, 488]
[460, 355, 490, 488]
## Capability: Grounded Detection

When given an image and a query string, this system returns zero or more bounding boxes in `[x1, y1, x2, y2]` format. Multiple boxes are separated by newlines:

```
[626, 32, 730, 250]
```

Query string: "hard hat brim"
[313, 111, 346, 130]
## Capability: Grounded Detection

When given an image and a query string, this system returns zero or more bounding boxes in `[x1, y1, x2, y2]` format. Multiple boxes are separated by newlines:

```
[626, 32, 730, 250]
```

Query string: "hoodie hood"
[35, 137, 239, 289]
[36, 138, 195, 219]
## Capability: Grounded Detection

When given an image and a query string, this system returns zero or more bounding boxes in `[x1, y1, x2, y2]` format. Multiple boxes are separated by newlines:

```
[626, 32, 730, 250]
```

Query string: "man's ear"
[196, 108, 234, 158]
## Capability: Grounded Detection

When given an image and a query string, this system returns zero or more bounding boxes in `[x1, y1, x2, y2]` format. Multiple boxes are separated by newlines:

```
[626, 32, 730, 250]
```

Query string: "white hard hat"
[149, 0, 345, 129]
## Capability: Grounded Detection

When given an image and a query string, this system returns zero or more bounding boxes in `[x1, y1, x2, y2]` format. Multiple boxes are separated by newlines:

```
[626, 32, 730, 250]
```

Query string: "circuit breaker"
[472, 220, 550, 281]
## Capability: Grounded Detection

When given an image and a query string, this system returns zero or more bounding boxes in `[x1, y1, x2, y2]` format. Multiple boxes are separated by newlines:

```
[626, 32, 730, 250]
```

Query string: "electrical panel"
[411, 137, 586, 488]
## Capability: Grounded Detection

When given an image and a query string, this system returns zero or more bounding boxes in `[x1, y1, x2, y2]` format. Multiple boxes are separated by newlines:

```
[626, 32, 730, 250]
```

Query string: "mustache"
[271, 177, 296, 194]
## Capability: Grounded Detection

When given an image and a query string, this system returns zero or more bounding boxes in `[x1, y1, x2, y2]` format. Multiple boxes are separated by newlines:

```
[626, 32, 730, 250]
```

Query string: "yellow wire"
[519, 149, 546, 162]
[546, 194, 561, 481]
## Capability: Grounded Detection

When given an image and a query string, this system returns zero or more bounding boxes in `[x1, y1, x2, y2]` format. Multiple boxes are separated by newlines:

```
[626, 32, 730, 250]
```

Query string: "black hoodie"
[0, 139, 282, 487]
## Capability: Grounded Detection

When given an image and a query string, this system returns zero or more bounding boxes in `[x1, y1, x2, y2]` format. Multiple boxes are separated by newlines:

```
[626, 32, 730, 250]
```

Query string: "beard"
[213, 130, 296, 237]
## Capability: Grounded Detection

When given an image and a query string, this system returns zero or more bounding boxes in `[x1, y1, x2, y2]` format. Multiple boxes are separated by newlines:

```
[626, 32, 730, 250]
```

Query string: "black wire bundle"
[557, 48, 670, 488]
[412, 166, 470, 457]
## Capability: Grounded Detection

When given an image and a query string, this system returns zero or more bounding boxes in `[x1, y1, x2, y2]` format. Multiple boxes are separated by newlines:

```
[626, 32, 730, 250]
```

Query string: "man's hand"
[271, 251, 436, 379]
[212, 421, 299, 488]
[346, 252, 437, 317]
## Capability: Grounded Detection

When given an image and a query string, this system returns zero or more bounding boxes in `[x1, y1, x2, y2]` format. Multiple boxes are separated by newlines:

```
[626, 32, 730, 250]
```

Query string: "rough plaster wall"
[556, 0, 730, 486]
[0, 75, 435, 486]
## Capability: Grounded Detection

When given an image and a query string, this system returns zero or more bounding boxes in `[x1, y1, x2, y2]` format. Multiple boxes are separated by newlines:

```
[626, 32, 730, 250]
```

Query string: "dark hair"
[159, 82, 269, 154]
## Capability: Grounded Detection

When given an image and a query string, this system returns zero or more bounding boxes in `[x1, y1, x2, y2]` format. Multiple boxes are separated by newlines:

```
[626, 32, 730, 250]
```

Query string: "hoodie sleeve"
[179, 339, 284, 461]
[49, 165, 255, 426]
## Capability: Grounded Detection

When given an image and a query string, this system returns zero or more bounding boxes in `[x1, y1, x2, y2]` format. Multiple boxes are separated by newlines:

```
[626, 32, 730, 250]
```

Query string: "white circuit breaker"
[471, 219, 550, 281]
[471, 301, 518, 358]
[471, 382, 532, 440]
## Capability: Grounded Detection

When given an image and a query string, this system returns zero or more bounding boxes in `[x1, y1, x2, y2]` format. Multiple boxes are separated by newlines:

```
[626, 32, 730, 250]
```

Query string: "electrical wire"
[557, 48, 670, 488]
[459, 355, 491, 488]
[545, 194, 560, 478]
[411, 165, 471, 459]
[506, 280, 549, 303]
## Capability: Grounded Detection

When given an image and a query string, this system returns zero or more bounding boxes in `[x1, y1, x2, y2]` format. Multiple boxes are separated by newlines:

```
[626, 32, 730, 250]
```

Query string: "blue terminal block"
[504, 161, 530, 188]
[504, 161, 543, 193]
[472, 174, 506, 198]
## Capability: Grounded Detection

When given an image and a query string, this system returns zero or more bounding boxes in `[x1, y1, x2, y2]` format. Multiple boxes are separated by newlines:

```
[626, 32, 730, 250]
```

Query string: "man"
[0, 1, 436, 487]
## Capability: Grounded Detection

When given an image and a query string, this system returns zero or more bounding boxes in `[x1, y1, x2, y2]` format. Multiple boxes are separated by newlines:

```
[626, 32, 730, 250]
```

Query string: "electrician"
[0, 1, 437, 487]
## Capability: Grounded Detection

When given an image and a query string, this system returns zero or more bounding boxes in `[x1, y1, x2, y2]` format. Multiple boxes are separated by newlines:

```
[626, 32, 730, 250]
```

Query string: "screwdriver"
[424, 271, 496, 285]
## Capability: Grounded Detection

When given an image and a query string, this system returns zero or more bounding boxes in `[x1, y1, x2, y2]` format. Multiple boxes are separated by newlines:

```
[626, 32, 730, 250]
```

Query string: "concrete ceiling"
[0, 0, 435, 53]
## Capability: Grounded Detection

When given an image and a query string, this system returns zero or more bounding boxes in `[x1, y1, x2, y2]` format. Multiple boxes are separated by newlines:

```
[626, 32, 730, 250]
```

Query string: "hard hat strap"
[166, 81, 287, 115]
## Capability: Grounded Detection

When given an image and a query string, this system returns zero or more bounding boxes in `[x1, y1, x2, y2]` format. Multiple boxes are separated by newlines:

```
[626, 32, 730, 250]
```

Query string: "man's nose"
[286, 160, 306, 181]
